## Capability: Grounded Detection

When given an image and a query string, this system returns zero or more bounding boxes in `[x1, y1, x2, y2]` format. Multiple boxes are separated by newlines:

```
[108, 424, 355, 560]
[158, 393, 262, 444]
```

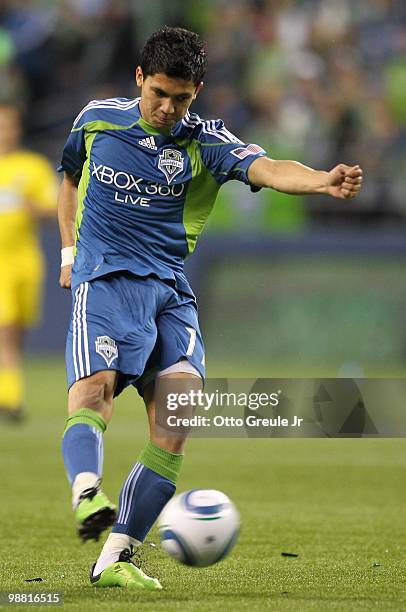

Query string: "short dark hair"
[141, 26, 207, 85]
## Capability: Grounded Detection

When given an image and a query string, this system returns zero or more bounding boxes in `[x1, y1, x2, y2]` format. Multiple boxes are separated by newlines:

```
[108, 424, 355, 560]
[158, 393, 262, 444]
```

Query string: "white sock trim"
[93, 533, 141, 576]
[72, 472, 100, 509]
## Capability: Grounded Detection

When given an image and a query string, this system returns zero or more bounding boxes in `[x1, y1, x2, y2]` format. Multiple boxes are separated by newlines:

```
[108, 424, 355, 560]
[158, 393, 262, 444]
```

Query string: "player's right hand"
[326, 164, 363, 199]
[59, 264, 72, 289]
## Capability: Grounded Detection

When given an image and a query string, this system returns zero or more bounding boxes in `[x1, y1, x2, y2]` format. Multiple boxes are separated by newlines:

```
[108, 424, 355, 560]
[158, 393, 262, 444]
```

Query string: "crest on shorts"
[158, 149, 184, 184]
[95, 336, 118, 367]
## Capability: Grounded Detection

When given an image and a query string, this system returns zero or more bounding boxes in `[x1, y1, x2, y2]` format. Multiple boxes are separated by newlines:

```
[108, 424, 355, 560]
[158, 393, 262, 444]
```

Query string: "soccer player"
[58, 27, 363, 589]
[0, 103, 58, 421]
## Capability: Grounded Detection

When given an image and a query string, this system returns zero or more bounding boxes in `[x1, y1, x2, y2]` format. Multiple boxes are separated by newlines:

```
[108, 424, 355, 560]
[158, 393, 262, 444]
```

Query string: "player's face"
[136, 68, 202, 131]
[0, 106, 21, 154]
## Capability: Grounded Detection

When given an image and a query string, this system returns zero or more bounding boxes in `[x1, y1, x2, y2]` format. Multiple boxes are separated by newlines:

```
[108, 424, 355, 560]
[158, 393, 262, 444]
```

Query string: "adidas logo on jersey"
[138, 136, 157, 150]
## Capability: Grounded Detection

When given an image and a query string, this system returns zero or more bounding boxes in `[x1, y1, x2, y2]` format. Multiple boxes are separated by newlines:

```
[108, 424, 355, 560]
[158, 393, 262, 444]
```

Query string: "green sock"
[63, 408, 107, 435]
[61, 408, 107, 487]
[137, 441, 183, 484]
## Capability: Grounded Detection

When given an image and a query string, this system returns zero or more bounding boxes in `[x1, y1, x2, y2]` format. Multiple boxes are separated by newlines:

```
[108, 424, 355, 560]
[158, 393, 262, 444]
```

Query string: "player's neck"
[139, 101, 172, 136]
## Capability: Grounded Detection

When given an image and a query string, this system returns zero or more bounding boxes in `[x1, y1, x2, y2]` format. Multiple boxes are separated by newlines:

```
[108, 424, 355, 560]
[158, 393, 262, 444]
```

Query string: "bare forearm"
[58, 173, 78, 247]
[248, 156, 363, 200]
[248, 157, 329, 194]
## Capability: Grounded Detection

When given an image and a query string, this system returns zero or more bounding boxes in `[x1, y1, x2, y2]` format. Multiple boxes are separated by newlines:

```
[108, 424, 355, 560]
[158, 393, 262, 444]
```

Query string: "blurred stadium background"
[0, 0, 404, 376]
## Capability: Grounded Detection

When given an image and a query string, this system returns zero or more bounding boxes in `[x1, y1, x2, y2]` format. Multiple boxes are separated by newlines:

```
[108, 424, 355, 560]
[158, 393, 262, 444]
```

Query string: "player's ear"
[135, 66, 144, 88]
[193, 82, 204, 99]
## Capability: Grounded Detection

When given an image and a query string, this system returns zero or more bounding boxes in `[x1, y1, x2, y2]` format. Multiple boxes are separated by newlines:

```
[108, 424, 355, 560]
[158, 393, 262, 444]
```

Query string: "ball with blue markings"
[158, 489, 240, 567]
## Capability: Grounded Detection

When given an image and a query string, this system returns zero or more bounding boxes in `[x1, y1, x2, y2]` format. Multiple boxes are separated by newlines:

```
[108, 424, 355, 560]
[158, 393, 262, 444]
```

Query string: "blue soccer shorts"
[65, 273, 205, 397]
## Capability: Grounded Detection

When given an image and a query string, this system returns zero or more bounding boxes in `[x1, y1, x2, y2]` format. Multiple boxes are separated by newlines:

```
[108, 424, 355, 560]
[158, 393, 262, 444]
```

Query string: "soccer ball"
[158, 489, 240, 567]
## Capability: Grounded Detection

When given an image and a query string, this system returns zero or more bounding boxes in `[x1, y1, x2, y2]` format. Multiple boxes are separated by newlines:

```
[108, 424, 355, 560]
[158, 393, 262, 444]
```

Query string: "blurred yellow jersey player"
[0, 103, 58, 421]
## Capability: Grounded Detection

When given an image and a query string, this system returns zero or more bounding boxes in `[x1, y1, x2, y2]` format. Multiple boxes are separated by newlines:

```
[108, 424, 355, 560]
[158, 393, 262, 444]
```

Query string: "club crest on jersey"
[158, 149, 184, 184]
[95, 336, 118, 367]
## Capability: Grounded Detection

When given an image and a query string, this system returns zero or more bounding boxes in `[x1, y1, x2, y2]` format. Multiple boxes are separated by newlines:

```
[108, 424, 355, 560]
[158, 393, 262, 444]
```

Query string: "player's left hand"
[59, 264, 72, 289]
[327, 164, 363, 199]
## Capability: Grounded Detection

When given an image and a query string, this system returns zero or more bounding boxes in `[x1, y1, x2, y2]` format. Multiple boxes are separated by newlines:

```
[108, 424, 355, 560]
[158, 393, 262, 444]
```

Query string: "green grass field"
[0, 357, 405, 611]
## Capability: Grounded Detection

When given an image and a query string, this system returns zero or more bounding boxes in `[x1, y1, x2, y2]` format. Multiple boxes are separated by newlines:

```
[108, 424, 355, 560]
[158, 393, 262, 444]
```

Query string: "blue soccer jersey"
[59, 97, 266, 296]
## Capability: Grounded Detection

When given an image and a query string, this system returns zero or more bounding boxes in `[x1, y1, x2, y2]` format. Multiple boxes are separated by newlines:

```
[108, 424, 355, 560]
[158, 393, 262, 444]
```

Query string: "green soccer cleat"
[75, 487, 116, 542]
[90, 548, 162, 590]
